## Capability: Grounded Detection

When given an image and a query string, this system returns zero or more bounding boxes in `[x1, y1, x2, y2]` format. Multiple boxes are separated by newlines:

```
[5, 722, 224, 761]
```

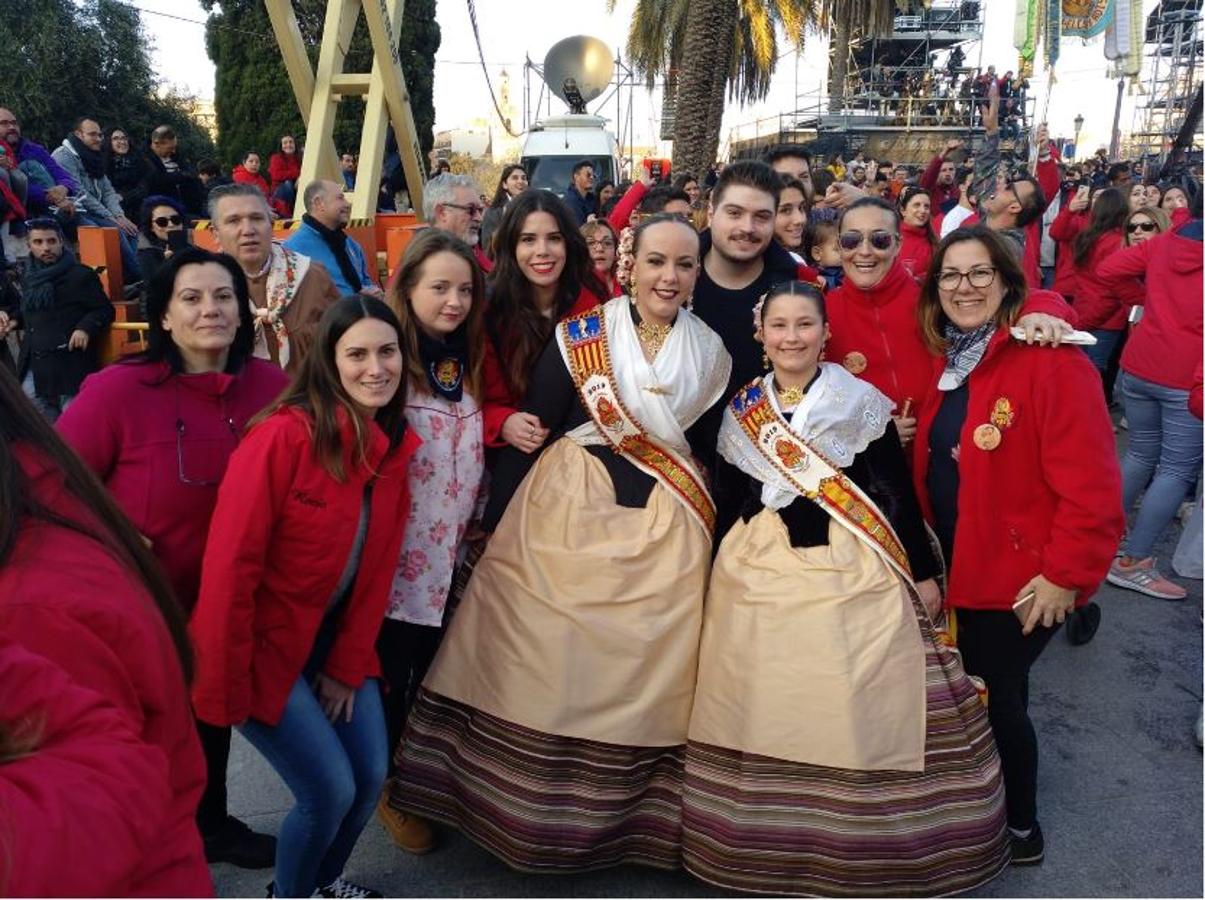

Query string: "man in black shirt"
[692, 160, 798, 396]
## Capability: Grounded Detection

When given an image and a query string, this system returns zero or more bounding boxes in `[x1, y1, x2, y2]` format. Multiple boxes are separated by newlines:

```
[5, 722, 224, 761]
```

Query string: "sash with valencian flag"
[729, 378, 914, 586]
[559, 310, 716, 535]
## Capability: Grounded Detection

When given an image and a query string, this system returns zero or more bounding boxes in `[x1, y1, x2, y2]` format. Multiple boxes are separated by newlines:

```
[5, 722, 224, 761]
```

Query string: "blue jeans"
[1120, 371, 1204, 558]
[239, 677, 387, 898]
[1083, 329, 1123, 375]
[22, 370, 73, 422]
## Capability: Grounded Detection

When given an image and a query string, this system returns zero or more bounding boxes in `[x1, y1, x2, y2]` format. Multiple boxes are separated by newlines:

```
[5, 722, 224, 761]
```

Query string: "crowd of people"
[1, 73, 1202, 900]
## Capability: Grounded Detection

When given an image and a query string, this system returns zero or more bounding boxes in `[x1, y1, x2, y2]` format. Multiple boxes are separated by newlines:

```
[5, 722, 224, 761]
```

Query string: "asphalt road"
[213, 508, 1203, 898]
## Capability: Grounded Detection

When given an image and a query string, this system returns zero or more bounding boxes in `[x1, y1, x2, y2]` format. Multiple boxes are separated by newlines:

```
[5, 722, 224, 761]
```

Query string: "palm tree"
[613, 0, 900, 177]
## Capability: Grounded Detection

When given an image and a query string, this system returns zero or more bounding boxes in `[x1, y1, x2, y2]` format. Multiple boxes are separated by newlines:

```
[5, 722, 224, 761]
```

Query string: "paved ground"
[214, 511, 1203, 898]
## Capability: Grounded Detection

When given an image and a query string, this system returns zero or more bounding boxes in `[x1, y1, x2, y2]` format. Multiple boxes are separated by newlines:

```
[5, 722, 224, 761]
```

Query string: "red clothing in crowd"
[233, 164, 290, 218]
[473, 244, 494, 274]
[57, 359, 289, 611]
[481, 287, 603, 446]
[1047, 202, 1088, 300]
[1098, 224, 1203, 391]
[268, 151, 301, 193]
[0, 448, 211, 896]
[190, 406, 421, 727]
[823, 261, 940, 415]
[0, 638, 185, 896]
[898, 222, 935, 279]
[608, 180, 648, 232]
[919, 154, 961, 208]
[913, 329, 1124, 610]
[1070, 229, 1142, 331]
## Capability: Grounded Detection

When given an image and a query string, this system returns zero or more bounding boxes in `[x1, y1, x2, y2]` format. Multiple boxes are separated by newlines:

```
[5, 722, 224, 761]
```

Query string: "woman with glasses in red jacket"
[912, 227, 1124, 866]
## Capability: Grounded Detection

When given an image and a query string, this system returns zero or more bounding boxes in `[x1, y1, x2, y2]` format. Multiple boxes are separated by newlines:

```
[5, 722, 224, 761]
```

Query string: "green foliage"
[0, 0, 214, 159]
[201, 0, 440, 172]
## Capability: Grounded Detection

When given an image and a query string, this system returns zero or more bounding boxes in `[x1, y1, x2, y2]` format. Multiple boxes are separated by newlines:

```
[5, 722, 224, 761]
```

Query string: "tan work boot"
[376, 793, 435, 854]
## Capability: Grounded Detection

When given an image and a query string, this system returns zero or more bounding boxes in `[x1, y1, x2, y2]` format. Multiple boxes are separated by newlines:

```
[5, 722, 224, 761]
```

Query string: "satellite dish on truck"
[543, 36, 613, 114]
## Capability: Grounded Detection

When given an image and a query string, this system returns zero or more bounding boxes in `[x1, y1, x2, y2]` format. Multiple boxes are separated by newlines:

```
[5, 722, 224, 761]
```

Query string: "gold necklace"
[636, 319, 673, 358]
[775, 382, 805, 407]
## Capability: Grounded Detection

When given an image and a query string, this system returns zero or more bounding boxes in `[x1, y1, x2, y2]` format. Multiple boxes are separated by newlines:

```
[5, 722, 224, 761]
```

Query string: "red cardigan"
[0, 448, 211, 896]
[1098, 225, 1204, 390]
[57, 359, 289, 612]
[190, 406, 421, 727]
[1070, 229, 1142, 331]
[913, 330, 1124, 610]
[1047, 203, 1088, 300]
[481, 287, 603, 446]
[268, 151, 301, 191]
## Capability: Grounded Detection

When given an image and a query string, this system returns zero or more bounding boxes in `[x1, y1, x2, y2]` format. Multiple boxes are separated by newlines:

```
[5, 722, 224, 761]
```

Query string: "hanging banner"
[1015, 0, 1033, 53]
[1020, 0, 1042, 61]
[1047, 0, 1063, 68]
[1062, 0, 1114, 39]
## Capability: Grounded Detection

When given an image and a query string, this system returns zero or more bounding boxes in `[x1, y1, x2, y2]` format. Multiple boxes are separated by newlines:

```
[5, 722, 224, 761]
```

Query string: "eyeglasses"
[443, 202, 485, 217]
[838, 229, 896, 252]
[1126, 221, 1157, 234]
[937, 266, 997, 291]
[176, 417, 238, 486]
[153, 215, 183, 228]
[586, 238, 615, 249]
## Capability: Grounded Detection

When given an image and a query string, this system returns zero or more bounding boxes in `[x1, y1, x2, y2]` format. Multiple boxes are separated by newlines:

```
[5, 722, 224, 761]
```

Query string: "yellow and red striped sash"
[560, 310, 715, 535]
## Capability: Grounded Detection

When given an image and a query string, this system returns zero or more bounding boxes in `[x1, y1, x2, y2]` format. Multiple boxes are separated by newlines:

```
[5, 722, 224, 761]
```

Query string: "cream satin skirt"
[689, 508, 927, 771]
[425, 438, 711, 747]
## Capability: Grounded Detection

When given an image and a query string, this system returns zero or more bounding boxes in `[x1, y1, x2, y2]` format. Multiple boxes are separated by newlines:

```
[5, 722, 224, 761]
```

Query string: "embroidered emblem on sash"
[561, 310, 715, 534]
[432, 358, 462, 391]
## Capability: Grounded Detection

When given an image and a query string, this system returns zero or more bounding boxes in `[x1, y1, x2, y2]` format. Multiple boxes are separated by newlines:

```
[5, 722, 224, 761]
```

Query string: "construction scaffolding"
[1129, 0, 1203, 163]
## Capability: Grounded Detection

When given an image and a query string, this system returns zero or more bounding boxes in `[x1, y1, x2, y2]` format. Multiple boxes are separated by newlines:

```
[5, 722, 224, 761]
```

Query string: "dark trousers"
[196, 719, 232, 835]
[956, 608, 1060, 831]
[376, 619, 443, 774]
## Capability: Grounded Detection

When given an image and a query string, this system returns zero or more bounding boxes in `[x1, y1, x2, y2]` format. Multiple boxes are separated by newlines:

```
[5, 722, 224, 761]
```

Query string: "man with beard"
[423, 173, 491, 272]
[209, 183, 339, 372]
[0, 106, 77, 220]
[51, 117, 141, 281]
[920, 138, 964, 211]
[15, 218, 113, 420]
[691, 160, 799, 396]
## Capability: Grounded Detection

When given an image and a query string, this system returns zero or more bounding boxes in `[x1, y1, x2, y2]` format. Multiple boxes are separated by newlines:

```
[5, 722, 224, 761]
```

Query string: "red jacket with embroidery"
[913, 329, 1124, 610]
[481, 287, 602, 446]
[190, 406, 421, 726]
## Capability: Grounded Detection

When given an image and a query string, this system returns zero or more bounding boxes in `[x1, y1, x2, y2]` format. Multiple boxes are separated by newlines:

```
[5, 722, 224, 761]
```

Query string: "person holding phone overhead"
[912, 227, 1123, 867]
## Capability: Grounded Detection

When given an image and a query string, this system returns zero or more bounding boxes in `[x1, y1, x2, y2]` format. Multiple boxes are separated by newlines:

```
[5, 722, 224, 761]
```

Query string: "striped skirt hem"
[388, 688, 684, 873]
[681, 636, 1011, 896]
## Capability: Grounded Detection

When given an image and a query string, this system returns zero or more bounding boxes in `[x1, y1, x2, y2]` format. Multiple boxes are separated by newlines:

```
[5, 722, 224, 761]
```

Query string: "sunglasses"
[838, 229, 895, 252]
[153, 215, 183, 228]
[1126, 221, 1157, 234]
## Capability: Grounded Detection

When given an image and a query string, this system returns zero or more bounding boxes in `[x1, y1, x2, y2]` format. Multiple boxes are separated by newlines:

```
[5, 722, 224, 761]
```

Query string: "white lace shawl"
[557, 296, 732, 455]
[717, 363, 894, 510]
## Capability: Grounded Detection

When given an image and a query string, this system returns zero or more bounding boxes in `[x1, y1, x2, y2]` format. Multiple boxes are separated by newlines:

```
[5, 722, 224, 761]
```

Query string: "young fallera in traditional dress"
[390, 276, 732, 871]
[682, 283, 1010, 897]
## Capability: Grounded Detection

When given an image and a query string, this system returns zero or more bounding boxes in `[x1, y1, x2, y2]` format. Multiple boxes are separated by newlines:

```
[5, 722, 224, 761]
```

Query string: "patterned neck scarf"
[939, 321, 995, 391]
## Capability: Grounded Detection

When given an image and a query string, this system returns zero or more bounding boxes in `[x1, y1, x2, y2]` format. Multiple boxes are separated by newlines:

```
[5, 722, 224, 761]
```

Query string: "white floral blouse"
[386, 387, 485, 626]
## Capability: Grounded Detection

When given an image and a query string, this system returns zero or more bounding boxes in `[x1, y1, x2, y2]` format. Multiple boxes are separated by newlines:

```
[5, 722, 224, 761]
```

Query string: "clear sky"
[134, 0, 1163, 158]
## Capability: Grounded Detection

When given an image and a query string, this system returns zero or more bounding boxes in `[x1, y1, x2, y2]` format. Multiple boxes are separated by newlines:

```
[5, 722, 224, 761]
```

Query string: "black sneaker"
[318, 876, 384, 898]
[1009, 822, 1045, 865]
[1066, 602, 1101, 646]
[202, 815, 276, 868]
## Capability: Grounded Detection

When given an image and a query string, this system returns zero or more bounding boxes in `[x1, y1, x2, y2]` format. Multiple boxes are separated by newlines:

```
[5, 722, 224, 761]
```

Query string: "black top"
[715, 420, 940, 583]
[482, 334, 724, 532]
[925, 382, 970, 566]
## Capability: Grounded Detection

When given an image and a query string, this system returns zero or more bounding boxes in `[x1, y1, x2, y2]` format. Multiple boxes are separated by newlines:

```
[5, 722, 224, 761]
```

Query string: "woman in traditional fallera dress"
[390, 214, 732, 872]
[682, 281, 1010, 897]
